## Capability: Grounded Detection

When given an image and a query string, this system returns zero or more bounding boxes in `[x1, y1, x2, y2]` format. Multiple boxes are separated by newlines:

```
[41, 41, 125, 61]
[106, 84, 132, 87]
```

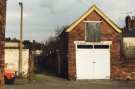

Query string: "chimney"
[125, 16, 132, 31]
[131, 16, 135, 30]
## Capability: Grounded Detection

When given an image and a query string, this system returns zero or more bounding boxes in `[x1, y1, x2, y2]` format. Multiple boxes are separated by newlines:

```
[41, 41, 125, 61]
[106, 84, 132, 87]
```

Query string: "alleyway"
[6, 74, 135, 89]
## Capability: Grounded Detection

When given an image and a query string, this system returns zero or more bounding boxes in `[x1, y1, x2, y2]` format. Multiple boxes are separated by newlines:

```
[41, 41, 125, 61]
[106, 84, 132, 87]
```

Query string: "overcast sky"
[6, 0, 135, 42]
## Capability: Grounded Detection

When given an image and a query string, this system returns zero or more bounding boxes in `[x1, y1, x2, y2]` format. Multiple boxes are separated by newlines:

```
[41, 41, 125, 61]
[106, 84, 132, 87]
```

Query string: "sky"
[6, 0, 135, 42]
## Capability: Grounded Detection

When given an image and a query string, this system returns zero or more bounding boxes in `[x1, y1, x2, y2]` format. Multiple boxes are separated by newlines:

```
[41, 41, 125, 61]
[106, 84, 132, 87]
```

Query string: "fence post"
[56, 49, 61, 75]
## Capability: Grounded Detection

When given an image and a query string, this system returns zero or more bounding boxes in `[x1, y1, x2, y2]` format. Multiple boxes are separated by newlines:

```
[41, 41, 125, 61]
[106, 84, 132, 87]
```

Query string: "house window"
[85, 21, 101, 42]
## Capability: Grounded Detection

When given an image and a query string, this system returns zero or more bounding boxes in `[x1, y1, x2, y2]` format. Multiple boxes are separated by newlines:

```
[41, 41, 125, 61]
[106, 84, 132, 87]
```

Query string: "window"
[94, 45, 109, 49]
[77, 45, 93, 49]
[85, 21, 101, 42]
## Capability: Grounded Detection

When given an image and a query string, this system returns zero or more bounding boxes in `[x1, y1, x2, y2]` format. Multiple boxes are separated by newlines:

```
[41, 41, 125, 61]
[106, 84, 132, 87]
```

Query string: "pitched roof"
[123, 29, 135, 37]
[66, 4, 122, 33]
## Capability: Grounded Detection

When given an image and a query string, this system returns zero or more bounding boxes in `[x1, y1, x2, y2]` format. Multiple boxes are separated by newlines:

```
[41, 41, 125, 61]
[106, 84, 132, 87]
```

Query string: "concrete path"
[6, 74, 135, 89]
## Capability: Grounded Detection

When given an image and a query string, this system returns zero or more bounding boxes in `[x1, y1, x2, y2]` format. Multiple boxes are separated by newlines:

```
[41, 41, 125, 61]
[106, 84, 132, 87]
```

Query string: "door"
[76, 45, 93, 79]
[76, 44, 110, 79]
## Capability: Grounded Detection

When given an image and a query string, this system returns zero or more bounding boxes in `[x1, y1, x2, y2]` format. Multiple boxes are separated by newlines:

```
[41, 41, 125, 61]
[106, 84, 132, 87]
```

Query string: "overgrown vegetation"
[43, 26, 68, 53]
[35, 26, 68, 73]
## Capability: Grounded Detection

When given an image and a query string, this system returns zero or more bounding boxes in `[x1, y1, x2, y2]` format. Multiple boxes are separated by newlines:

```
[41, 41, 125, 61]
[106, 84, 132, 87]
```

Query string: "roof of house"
[5, 42, 19, 48]
[5, 42, 25, 49]
[123, 30, 135, 37]
[65, 4, 122, 33]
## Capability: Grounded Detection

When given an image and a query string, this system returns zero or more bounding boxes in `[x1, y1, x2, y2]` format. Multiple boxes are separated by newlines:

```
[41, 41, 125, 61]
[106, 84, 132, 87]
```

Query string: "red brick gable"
[66, 5, 121, 33]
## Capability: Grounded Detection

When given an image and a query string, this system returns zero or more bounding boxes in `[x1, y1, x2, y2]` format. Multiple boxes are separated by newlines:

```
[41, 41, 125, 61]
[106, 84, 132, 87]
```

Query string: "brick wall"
[0, 0, 6, 89]
[67, 10, 122, 80]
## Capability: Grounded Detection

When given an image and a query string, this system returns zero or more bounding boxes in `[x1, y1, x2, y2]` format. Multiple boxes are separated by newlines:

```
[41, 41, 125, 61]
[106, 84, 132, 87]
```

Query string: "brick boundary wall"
[0, 0, 6, 89]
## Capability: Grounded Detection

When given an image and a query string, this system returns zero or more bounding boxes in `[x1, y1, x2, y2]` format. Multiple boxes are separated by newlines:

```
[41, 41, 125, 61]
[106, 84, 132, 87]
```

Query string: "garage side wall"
[59, 33, 68, 78]
[67, 11, 121, 80]
[0, 0, 6, 89]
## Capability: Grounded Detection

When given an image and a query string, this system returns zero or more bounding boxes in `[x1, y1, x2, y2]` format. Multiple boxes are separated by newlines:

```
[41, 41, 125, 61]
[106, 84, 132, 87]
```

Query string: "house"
[57, 5, 123, 80]
[120, 16, 135, 79]
[5, 42, 30, 77]
[123, 16, 135, 58]
[0, 0, 7, 88]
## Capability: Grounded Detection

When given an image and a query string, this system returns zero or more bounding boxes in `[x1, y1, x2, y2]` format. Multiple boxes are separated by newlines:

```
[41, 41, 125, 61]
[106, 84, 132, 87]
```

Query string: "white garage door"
[76, 44, 110, 79]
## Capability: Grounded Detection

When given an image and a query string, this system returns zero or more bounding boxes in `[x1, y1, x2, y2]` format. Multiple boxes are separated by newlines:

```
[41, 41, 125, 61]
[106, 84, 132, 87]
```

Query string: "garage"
[47, 5, 122, 80]
[76, 44, 110, 79]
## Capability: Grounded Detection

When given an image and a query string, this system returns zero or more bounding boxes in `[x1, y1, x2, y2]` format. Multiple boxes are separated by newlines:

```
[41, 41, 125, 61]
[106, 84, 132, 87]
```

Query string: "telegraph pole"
[18, 2, 23, 78]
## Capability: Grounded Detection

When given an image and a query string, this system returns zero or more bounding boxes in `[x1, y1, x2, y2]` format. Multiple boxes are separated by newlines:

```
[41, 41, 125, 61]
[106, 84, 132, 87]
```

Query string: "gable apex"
[66, 4, 122, 33]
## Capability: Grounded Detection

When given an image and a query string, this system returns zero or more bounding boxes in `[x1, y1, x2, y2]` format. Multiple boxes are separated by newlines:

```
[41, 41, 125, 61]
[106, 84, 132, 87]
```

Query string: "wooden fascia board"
[66, 5, 122, 33]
